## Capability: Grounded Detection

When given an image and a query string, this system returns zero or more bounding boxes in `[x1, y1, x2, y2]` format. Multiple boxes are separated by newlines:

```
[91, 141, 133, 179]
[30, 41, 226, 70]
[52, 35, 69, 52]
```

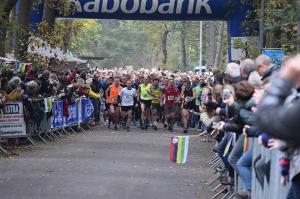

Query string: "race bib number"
[142, 94, 149, 98]
[185, 97, 192, 101]
[112, 98, 118, 103]
[124, 96, 132, 103]
[167, 96, 175, 101]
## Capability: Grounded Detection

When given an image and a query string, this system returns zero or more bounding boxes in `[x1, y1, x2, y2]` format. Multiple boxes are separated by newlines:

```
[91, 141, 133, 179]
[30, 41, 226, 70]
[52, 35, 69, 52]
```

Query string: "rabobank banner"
[30, 0, 250, 36]
[65, 0, 235, 20]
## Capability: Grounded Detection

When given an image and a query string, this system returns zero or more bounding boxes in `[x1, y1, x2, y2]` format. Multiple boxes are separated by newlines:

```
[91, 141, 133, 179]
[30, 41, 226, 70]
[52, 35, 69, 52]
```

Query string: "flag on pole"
[170, 136, 189, 164]
[243, 136, 249, 152]
[44, 97, 53, 113]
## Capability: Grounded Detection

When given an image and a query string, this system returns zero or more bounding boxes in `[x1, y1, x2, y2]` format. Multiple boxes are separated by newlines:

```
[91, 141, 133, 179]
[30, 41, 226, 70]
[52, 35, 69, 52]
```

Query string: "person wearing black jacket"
[256, 55, 300, 199]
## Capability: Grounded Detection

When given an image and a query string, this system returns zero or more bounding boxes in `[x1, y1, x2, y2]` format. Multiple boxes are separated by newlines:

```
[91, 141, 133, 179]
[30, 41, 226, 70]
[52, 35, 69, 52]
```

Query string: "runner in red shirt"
[163, 78, 180, 132]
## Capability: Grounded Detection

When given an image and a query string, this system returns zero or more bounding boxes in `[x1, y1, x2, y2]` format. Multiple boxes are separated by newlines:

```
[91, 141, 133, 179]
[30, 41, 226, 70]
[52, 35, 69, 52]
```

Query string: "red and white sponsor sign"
[0, 102, 26, 137]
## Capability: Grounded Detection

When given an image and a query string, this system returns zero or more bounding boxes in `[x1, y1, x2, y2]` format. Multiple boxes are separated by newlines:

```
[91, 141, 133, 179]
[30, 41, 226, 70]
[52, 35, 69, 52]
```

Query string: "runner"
[138, 76, 153, 129]
[119, 80, 137, 131]
[106, 77, 122, 130]
[150, 78, 163, 130]
[163, 78, 180, 132]
[181, 79, 194, 134]
[101, 77, 113, 126]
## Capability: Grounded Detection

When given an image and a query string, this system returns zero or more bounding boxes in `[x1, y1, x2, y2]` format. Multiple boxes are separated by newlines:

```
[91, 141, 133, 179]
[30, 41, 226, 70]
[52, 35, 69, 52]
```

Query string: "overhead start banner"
[0, 102, 26, 137]
[67, 0, 233, 20]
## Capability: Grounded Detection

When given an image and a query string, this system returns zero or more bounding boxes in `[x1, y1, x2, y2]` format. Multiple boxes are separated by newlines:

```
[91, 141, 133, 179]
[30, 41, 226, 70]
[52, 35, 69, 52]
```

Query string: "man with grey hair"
[225, 62, 243, 84]
[255, 54, 280, 82]
[240, 59, 255, 80]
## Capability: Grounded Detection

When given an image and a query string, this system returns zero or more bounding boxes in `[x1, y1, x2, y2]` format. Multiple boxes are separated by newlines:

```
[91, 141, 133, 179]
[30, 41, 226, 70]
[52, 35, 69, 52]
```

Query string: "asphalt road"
[0, 126, 212, 199]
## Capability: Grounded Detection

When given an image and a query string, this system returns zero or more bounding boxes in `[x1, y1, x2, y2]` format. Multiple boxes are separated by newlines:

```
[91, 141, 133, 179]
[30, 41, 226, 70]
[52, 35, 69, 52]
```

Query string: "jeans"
[237, 149, 253, 191]
[287, 173, 300, 199]
[218, 133, 234, 177]
[92, 99, 100, 122]
[228, 134, 245, 172]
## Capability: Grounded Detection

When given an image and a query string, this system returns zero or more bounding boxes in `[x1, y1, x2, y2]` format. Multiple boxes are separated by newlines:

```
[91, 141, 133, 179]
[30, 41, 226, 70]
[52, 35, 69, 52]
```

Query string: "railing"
[205, 134, 291, 199]
[0, 97, 94, 153]
[251, 138, 290, 199]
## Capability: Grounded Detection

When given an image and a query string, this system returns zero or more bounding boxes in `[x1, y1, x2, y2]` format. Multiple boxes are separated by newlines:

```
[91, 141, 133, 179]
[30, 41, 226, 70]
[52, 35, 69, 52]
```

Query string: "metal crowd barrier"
[251, 138, 290, 199]
[205, 135, 291, 199]
[0, 97, 94, 154]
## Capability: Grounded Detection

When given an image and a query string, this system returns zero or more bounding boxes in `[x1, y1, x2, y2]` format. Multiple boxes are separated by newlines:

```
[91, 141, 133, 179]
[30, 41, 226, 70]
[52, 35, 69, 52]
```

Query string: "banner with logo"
[262, 49, 285, 66]
[80, 98, 94, 122]
[52, 100, 64, 129]
[64, 100, 79, 126]
[0, 102, 26, 137]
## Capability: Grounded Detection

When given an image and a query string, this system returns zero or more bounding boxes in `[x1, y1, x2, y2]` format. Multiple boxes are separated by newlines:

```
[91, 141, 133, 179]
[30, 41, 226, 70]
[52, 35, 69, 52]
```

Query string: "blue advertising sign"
[52, 101, 64, 129]
[64, 101, 79, 126]
[80, 98, 94, 122]
[67, 0, 229, 20]
[262, 49, 285, 66]
[30, 0, 250, 37]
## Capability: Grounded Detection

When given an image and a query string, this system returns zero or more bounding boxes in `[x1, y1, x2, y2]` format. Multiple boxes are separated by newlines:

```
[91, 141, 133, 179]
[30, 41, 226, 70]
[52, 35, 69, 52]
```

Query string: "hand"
[268, 139, 281, 150]
[251, 107, 257, 113]
[218, 121, 225, 130]
[223, 94, 234, 106]
[216, 107, 221, 114]
[242, 125, 251, 136]
[258, 135, 263, 145]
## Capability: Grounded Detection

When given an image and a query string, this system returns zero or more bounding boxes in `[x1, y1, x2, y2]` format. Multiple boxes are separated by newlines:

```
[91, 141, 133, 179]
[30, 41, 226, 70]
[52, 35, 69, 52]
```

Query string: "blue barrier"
[0, 97, 94, 144]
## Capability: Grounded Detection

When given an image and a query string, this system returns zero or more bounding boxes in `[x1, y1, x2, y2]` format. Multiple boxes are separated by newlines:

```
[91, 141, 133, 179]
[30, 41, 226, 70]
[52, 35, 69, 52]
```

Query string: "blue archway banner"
[31, 0, 251, 37]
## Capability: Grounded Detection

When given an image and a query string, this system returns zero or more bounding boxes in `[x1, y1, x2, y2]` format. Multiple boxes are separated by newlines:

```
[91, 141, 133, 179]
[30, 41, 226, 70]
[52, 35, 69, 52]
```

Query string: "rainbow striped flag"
[170, 136, 189, 164]
[44, 97, 53, 113]
[18, 63, 32, 74]
[243, 136, 249, 153]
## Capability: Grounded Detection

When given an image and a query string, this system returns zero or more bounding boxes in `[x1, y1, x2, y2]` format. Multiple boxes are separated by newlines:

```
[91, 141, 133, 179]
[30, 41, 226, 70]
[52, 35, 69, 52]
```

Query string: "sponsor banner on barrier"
[80, 98, 94, 122]
[0, 102, 26, 137]
[262, 49, 285, 66]
[52, 100, 64, 129]
[64, 100, 79, 126]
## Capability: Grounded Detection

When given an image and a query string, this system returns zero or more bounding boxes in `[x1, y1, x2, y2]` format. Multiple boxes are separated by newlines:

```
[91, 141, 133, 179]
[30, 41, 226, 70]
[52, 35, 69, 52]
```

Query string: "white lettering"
[101, 0, 120, 13]
[69, 0, 82, 12]
[83, 0, 100, 13]
[176, 0, 184, 14]
[187, 0, 194, 14]
[195, 0, 212, 14]
[140, 0, 158, 14]
[158, 0, 176, 14]
[121, 0, 139, 14]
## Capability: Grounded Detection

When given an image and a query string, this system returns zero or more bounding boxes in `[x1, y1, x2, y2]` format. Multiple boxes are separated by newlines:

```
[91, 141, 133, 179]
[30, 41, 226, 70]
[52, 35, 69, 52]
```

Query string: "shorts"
[183, 102, 195, 110]
[151, 103, 160, 111]
[105, 103, 110, 111]
[121, 106, 133, 112]
[140, 99, 152, 109]
[164, 105, 176, 115]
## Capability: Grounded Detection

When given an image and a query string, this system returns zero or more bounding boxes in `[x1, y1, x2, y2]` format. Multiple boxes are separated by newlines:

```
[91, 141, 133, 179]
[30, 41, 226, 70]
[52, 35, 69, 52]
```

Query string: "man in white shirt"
[119, 80, 137, 131]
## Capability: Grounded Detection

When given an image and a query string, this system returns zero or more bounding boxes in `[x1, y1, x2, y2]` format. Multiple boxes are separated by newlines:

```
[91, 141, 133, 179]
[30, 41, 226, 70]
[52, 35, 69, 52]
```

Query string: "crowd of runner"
[1, 52, 300, 199]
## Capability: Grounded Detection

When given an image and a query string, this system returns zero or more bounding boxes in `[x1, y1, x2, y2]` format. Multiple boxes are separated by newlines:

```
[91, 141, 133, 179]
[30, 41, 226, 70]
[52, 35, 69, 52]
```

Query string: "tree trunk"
[161, 28, 169, 67]
[63, 19, 73, 51]
[42, 0, 56, 32]
[214, 22, 224, 67]
[0, 0, 18, 56]
[6, 5, 17, 53]
[180, 21, 187, 71]
[15, 0, 34, 60]
[207, 22, 216, 67]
